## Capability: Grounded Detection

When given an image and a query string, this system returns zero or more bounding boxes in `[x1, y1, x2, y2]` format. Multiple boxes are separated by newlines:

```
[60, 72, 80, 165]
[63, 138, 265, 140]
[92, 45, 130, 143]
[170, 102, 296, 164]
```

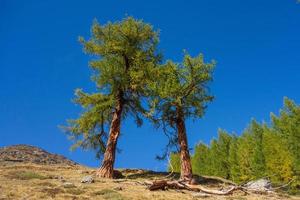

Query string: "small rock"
[63, 182, 76, 188]
[113, 186, 123, 191]
[81, 175, 94, 184]
[244, 178, 272, 191]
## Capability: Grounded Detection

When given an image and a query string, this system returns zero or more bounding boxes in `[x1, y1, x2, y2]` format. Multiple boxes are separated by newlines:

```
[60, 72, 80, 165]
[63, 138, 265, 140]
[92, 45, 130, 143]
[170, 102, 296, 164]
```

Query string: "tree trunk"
[96, 92, 123, 178]
[176, 105, 193, 180]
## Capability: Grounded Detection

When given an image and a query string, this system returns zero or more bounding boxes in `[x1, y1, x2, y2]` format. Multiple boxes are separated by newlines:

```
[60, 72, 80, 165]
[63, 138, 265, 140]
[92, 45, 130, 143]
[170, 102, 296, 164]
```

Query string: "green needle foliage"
[271, 97, 300, 191]
[63, 17, 161, 159]
[228, 135, 240, 182]
[210, 130, 233, 179]
[169, 152, 181, 173]
[192, 142, 211, 176]
[158, 53, 215, 119]
[150, 53, 215, 157]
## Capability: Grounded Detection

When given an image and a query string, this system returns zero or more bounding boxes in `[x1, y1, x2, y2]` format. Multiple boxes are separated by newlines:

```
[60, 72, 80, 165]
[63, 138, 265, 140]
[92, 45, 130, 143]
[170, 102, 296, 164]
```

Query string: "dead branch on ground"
[145, 178, 280, 196]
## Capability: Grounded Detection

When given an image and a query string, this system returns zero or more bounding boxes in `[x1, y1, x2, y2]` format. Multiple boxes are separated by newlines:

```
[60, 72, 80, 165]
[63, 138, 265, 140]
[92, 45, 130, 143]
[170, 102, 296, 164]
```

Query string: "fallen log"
[148, 180, 168, 191]
[145, 174, 288, 198]
[147, 179, 237, 194]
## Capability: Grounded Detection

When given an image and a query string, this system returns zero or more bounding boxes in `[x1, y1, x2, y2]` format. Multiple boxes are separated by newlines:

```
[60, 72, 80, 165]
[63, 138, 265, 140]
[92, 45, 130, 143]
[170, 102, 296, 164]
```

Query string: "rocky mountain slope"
[0, 145, 77, 166]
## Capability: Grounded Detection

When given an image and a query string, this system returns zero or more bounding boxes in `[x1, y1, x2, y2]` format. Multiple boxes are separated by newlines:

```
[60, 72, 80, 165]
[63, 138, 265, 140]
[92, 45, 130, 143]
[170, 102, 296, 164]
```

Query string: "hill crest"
[0, 144, 77, 166]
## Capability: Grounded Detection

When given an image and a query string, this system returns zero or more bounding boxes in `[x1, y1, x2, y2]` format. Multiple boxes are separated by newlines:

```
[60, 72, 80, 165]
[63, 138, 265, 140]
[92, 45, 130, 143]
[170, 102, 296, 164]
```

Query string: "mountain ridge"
[0, 144, 77, 166]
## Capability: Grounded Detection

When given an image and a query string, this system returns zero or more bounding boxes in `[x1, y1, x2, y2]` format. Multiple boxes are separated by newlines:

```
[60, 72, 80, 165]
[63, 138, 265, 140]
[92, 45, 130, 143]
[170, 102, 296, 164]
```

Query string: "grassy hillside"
[0, 163, 299, 200]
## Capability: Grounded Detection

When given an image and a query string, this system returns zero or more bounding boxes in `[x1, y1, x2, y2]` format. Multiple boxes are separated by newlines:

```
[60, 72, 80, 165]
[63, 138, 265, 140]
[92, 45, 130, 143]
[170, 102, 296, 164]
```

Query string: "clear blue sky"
[1, 0, 299, 171]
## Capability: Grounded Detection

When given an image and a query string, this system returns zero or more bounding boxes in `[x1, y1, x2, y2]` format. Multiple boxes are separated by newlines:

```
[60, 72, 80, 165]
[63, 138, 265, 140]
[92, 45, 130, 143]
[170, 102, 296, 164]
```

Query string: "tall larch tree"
[228, 135, 241, 182]
[271, 97, 300, 188]
[236, 131, 254, 181]
[192, 142, 211, 176]
[248, 120, 266, 178]
[65, 17, 161, 178]
[263, 125, 294, 184]
[210, 130, 232, 179]
[151, 53, 215, 180]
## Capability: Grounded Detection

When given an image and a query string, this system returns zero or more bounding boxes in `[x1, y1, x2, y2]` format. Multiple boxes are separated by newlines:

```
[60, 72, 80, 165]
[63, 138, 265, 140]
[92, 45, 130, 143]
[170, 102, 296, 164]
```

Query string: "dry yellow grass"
[0, 163, 299, 200]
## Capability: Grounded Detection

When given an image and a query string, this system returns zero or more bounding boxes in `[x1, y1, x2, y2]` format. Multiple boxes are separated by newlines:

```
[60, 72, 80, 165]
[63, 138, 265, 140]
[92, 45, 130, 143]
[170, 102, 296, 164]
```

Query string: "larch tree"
[236, 131, 254, 181]
[65, 17, 161, 178]
[236, 121, 266, 181]
[210, 130, 232, 179]
[263, 125, 294, 184]
[249, 120, 266, 178]
[271, 97, 300, 188]
[150, 53, 215, 180]
[228, 135, 241, 182]
[192, 142, 211, 176]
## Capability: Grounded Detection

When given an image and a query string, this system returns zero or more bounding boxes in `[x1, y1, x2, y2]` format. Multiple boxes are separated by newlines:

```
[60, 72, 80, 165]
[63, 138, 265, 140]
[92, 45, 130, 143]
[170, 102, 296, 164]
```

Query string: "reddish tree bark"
[96, 92, 123, 178]
[97, 55, 130, 179]
[176, 105, 193, 180]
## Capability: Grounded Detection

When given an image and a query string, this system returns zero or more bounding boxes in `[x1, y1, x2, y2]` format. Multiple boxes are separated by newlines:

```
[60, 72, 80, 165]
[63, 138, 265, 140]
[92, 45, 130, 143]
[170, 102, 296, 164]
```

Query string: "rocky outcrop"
[0, 144, 77, 166]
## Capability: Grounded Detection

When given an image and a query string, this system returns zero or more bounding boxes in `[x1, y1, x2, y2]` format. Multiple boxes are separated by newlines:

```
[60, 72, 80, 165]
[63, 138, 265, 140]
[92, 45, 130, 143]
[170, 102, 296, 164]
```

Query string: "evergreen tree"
[271, 97, 300, 188]
[228, 135, 241, 182]
[235, 120, 266, 181]
[192, 142, 211, 176]
[236, 131, 254, 182]
[248, 120, 266, 178]
[209, 130, 232, 179]
[263, 125, 293, 184]
[65, 17, 161, 178]
[209, 139, 220, 176]
[217, 130, 232, 179]
[151, 53, 215, 180]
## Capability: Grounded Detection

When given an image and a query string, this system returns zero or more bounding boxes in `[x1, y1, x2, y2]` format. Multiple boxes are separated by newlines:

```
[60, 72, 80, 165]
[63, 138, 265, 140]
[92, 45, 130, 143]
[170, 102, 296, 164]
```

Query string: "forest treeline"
[170, 97, 300, 193]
